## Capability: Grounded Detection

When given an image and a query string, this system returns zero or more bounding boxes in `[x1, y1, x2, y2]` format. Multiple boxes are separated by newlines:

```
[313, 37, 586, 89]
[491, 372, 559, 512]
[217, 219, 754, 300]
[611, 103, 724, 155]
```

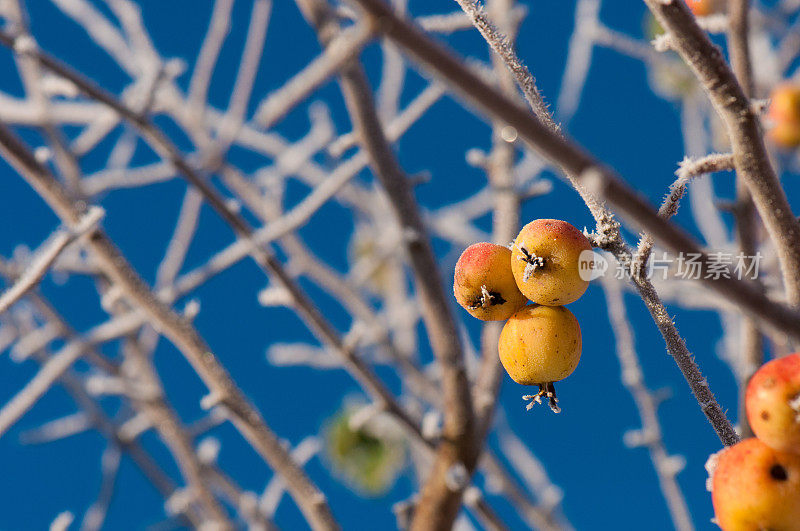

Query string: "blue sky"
[0, 0, 780, 529]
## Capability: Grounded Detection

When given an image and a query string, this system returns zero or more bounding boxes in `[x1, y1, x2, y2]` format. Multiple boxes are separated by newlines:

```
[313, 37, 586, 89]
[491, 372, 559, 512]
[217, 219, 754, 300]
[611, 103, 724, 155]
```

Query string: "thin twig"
[81, 444, 122, 531]
[187, 0, 235, 124]
[0, 338, 86, 438]
[215, 0, 272, 150]
[452, 0, 556, 131]
[0, 206, 103, 316]
[634, 153, 735, 272]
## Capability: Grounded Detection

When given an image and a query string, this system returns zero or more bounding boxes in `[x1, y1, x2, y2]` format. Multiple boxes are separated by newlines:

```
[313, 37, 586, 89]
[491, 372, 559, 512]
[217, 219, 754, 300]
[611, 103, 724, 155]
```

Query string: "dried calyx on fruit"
[510, 219, 592, 306]
[711, 438, 800, 530]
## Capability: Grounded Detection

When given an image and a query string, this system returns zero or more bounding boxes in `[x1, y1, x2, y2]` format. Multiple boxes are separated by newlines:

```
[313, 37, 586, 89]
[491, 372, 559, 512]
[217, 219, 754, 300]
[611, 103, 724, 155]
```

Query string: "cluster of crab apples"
[711, 353, 800, 530]
[453, 219, 592, 412]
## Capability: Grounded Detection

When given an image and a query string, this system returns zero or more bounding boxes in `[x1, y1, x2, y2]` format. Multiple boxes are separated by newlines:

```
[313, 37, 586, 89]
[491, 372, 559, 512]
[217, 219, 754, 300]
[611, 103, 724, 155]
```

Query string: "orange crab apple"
[453, 242, 528, 321]
[767, 83, 800, 148]
[510, 219, 592, 306]
[686, 0, 725, 16]
[746, 353, 800, 454]
[769, 120, 800, 148]
[711, 438, 800, 531]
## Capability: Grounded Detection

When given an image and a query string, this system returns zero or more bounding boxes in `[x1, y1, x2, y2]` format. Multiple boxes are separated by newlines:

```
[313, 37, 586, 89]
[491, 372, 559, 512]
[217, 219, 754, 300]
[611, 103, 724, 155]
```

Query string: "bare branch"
[0, 338, 86, 439]
[81, 444, 122, 531]
[452, 0, 557, 131]
[188, 0, 234, 122]
[726, 0, 765, 437]
[216, 0, 273, 149]
[556, 0, 601, 123]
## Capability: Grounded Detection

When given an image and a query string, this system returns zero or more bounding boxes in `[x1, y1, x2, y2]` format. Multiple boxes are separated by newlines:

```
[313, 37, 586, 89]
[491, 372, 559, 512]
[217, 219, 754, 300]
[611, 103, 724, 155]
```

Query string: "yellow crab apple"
[453, 242, 528, 321]
[498, 304, 582, 384]
[746, 353, 800, 454]
[711, 438, 800, 531]
[510, 219, 592, 306]
[498, 305, 582, 412]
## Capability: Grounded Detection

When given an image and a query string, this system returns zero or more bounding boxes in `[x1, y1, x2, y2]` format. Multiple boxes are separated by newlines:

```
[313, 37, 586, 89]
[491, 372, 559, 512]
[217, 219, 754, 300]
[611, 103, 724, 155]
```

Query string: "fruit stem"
[522, 382, 561, 413]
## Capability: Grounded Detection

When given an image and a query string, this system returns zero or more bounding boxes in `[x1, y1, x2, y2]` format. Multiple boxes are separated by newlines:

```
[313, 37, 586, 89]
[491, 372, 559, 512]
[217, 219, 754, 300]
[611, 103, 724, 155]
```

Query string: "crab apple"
[510, 219, 592, 306]
[711, 438, 800, 531]
[769, 83, 800, 123]
[767, 83, 800, 148]
[686, 0, 725, 16]
[769, 120, 800, 149]
[453, 242, 528, 321]
[498, 305, 582, 386]
[746, 353, 800, 454]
